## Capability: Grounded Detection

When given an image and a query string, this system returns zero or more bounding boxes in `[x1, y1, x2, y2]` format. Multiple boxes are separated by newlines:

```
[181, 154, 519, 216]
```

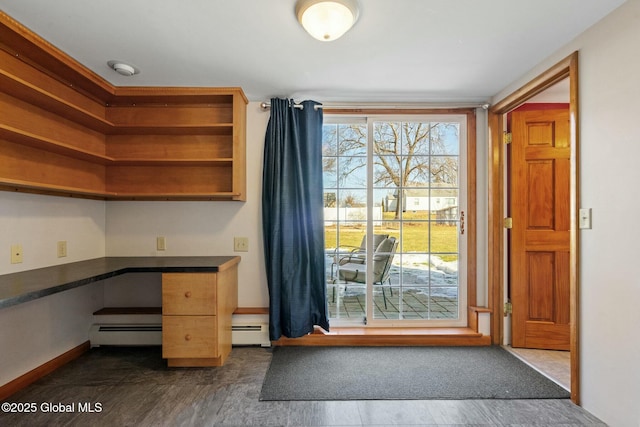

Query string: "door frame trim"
[487, 51, 580, 403]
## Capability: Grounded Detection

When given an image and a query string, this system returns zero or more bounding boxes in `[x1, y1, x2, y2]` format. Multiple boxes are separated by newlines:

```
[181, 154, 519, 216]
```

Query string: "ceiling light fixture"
[295, 0, 359, 42]
[107, 60, 140, 77]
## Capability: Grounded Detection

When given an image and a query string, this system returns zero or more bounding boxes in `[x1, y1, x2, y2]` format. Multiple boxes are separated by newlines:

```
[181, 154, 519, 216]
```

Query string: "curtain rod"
[260, 102, 320, 110]
[260, 101, 490, 111]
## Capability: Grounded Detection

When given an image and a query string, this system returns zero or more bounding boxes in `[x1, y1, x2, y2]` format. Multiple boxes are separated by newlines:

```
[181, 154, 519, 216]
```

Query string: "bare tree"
[342, 192, 363, 207]
[323, 121, 458, 218]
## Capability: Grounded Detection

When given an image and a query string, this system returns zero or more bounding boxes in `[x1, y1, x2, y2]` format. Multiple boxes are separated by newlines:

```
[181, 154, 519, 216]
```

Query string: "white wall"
[0, 283, 104, 386]
[0, 192, 106, 385]
[105, 102, 271, 308]
[0, 192, 106, 274]
[493, 1, 640, 425]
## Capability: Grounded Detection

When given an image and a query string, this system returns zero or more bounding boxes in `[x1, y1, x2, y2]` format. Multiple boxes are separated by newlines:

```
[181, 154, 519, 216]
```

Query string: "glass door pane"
[324, 121, 369, 324]
[370, 119, 465, 324]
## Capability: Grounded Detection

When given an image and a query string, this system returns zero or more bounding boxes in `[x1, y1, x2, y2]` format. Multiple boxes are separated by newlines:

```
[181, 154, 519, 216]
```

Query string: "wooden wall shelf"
[0, 12, 247, 201]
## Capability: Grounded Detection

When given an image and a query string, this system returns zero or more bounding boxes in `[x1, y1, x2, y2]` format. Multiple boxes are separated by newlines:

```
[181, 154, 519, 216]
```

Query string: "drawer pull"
[184, 291, 192, 298]
[185, 334, 192, 341]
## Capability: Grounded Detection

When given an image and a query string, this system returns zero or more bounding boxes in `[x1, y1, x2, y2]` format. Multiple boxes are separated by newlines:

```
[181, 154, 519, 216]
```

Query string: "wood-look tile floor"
[504, 346, 571, 391]
[0, 346, 605, 426]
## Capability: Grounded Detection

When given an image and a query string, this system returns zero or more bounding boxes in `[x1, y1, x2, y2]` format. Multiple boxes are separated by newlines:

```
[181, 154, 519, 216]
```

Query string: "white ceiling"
[0, 0, 626, 103]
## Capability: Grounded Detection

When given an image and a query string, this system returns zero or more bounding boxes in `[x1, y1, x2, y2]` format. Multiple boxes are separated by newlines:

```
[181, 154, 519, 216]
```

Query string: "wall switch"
[579, 208, 592, 229]
[57, 241, 67, 258]
[157, 236, 166, 251]
[11, 244, 23, 264]
[234, 237, 249, 252]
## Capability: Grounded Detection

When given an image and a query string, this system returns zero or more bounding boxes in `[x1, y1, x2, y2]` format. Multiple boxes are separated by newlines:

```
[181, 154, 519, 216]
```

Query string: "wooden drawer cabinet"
[162, 316, 217, 359]
[162, 273, 217, 315]
[161, 267, 238, 367]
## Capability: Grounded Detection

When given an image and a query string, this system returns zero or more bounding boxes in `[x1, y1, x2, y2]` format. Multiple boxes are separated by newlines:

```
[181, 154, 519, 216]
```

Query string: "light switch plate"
[57, 241, 67, 258]
[157, 236, 166, 251]
[579, 208, 592, 229]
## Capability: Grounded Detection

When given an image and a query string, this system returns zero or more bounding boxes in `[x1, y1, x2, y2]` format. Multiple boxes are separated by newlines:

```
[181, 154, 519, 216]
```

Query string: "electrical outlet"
[234, 237, 249, 252]
[57, 241, 67, 258]
[157, 236, 166, 251]
[11, 244, 23, 264]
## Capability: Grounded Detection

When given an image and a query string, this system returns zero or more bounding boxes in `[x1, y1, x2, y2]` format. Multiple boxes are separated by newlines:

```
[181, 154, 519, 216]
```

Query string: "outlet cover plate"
[11, 244, 23, 264]
[234, 237, 249, 252]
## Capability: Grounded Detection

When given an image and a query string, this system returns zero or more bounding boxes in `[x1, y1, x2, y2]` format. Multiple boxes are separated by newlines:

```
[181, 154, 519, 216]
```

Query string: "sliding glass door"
[323, 114, 467, 326]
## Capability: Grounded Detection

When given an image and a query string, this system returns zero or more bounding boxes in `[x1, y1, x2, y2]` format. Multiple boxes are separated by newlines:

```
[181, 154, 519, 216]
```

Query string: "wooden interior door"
[510, 108, 570, 350]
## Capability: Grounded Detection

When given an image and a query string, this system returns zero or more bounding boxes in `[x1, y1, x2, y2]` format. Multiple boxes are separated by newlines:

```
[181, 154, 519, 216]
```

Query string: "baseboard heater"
[89, 324, 162, 347]
[90, 322, 270, 347]
[232, 323, 271, 347]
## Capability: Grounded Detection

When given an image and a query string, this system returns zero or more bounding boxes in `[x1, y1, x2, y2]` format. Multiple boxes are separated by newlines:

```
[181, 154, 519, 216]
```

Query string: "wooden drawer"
[162, 315, 218, 359]
[162, 273, 216, 315]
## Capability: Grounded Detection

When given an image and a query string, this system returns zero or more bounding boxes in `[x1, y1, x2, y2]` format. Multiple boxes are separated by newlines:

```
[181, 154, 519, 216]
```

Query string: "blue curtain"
[262, 98, 329, 340]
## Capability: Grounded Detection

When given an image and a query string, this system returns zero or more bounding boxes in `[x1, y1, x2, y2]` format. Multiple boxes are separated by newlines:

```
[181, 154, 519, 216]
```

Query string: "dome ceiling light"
[295, 0, 359, 42]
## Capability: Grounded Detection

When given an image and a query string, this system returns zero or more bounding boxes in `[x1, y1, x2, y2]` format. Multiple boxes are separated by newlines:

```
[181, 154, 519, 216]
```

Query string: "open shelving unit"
[0, 12, 247, 201]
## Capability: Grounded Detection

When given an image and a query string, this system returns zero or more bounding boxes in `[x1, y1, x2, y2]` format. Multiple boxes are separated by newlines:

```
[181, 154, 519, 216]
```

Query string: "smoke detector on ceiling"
[107, 60, 140, 76]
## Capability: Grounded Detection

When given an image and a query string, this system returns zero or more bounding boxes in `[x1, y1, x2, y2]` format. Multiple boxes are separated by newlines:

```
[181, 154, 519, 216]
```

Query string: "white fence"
[324, 207, 383, 225]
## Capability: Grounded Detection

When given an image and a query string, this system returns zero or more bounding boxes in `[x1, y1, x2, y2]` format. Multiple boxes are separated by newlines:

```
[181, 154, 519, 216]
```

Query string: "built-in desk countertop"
[0, 256, 240, 309]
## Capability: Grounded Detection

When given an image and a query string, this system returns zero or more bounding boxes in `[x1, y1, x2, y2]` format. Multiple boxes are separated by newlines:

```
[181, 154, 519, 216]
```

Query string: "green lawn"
[325, 212, 459, 261]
